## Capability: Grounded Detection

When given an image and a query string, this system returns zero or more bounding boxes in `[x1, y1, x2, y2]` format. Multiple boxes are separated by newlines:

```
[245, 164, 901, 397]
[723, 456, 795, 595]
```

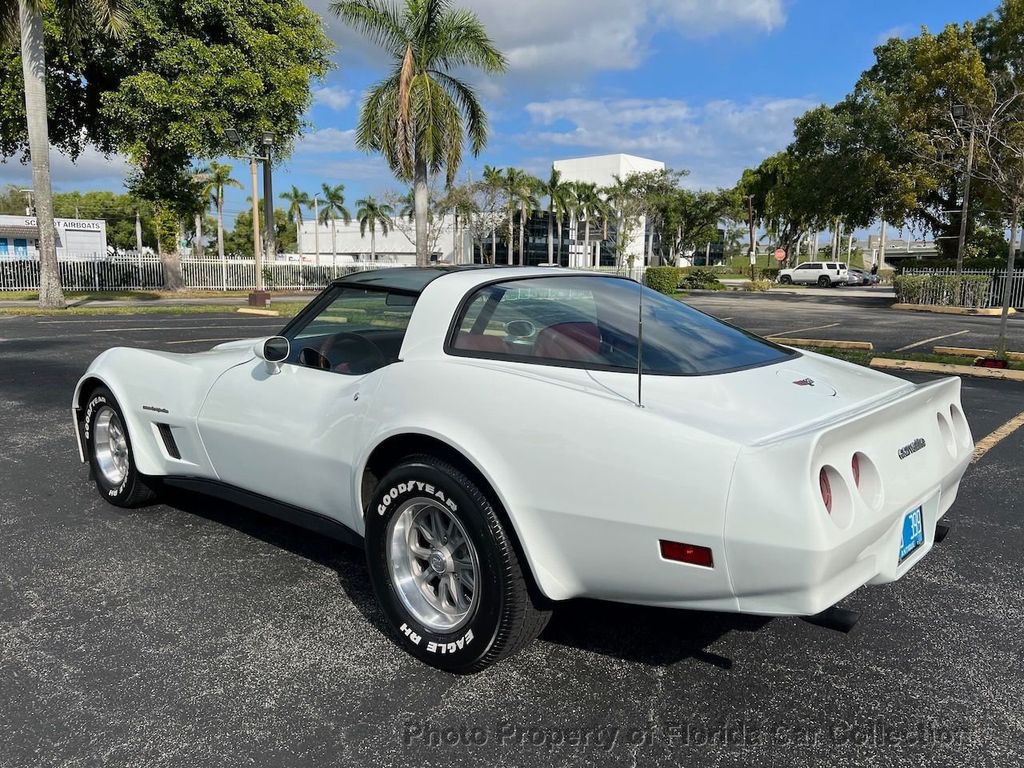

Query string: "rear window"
[448, 276, 794, 376]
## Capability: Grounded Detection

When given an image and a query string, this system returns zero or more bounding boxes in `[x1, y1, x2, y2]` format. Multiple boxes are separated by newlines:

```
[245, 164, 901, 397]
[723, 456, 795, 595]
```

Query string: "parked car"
[73, 267, 973, 672]
[848, 267, 880, 285]
[779, 261, 849, 286]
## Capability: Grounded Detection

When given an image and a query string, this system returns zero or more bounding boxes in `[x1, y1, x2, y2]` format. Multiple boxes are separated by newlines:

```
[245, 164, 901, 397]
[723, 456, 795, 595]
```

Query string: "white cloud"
[304, 0, 786, 76]
[313, 85, 355, 110]
[875, 24, 915, 45]
[519, 94, 815, 188]
[0, 146, 129, 190]
[295, 127, 357, 154]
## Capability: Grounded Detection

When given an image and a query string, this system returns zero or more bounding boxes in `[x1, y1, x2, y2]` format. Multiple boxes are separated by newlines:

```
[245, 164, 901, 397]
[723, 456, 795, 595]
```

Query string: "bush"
[644, 266, 683, 295]
[893, 274, 993, 308]
[680, 267, 722, 289]
[744, 279, 773, 292]
[758, 268, 780, 282]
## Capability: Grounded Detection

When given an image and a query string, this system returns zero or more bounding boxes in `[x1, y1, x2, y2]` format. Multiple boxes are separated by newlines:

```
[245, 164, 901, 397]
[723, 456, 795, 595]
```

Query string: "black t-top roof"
[332, 265, 492, 293]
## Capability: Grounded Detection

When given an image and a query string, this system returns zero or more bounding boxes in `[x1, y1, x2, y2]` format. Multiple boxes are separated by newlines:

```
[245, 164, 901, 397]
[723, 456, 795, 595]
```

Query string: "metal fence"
[902, 267, 1024, 309]
[0, 251, 649, 292]
[0, 251, 406, 292]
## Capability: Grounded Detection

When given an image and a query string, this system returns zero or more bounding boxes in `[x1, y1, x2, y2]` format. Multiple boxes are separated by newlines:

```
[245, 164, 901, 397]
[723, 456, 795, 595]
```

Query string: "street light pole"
[261, 132, 275, 270]
[952, 104, 975, 275]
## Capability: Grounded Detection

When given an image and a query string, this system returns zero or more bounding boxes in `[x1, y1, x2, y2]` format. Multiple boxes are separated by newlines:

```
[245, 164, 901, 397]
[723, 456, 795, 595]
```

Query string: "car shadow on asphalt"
[159, 487, 771, 671]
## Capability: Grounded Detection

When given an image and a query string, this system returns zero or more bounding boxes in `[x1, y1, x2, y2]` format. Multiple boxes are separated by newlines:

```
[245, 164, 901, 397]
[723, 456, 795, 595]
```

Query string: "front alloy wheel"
[83, 386, 156, 508]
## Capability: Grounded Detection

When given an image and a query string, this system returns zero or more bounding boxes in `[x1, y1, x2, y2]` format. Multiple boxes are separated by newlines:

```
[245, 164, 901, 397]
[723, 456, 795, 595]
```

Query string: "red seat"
[534, 322, 601, 361]
[455, 333, 509, 354]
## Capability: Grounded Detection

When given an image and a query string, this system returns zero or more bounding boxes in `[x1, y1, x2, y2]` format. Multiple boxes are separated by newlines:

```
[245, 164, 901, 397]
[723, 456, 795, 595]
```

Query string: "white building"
[296, 213, 465, 266]
[295, 153, 665, 267]
[554, 153, 665, 266]
[0, 214, 108, 257]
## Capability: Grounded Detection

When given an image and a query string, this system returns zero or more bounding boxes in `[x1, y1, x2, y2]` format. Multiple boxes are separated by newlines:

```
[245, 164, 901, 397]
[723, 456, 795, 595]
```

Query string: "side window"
[449, 276, 794, 374]
[795, 264, 811, 271]
[826, 263, 838, 270]
[285, 286, 417, 374]
[450, 281, 600, 362]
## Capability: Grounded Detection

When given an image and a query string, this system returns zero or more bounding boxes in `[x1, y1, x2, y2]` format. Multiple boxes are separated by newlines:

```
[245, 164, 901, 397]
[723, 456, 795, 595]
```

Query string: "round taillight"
[851, 453, 861, 487]
[819, 468, 833, 514]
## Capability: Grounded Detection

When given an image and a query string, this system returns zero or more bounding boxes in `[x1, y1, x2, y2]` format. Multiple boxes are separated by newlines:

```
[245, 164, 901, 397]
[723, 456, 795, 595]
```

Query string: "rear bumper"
[728, 451, 969, 617]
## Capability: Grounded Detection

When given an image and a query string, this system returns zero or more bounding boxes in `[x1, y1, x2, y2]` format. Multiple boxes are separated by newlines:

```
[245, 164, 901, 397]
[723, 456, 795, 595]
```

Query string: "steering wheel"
[309, 331, 387, 374]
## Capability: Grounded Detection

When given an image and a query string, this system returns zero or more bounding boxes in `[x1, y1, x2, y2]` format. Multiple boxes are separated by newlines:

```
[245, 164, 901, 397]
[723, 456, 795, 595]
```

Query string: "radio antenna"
[636, 276, 644, 408]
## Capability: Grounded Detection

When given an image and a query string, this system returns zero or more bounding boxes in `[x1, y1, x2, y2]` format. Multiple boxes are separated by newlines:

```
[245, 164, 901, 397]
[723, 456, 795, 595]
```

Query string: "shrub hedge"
[893, 274, 993, 308]
[744, 279, 773, 292]
[644, 266, 683, 295]
[681, 267, 726, 291]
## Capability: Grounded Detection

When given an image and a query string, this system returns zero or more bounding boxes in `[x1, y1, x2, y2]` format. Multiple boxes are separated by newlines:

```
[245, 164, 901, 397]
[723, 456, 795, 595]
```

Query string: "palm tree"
[517, 175, 541, 266]
[482, 164, 503, 263]
[280, 186, 311, 253]
[200, 162, 242, 269]
[442, 185, 478, 264]
[538, 169, 568, 266]
[4, 0, 129, 308]
[575, 182, 605, 268]
[332, 0, 506, 266]
[502, 168, 536, 265]
[319, 183, 352, 264]
[356, 196, 394, 261]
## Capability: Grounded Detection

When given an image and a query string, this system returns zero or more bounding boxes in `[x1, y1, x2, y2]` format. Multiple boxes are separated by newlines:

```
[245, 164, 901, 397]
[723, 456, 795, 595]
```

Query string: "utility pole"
[135, 210, 143, 252]
[746, 194, 756, 281]
[250, 158, 262, 264]
[952, 104, 975, 275]
[313, 193, 321, 265]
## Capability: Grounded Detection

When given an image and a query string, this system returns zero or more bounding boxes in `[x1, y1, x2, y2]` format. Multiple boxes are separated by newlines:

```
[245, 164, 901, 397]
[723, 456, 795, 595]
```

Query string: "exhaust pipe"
[803, 605, 860, 634]
[935, 523, 950, 544]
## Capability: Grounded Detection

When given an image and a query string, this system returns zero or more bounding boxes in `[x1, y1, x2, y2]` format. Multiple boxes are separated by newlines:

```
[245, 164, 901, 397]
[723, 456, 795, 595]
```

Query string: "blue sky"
[0, 0, 1001, 227]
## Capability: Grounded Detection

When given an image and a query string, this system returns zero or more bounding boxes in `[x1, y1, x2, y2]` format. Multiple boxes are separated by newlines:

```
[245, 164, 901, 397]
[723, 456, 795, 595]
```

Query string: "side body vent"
[157, 423, 182, 460]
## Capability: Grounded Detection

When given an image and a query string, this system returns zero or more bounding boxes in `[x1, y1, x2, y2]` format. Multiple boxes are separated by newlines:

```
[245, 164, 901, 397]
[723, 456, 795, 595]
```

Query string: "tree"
[0, 0, 331, 286]
[356, 196, 394, 260]
[440, 184, 478, 264]
[281, 186, 311, 229]
[574, 182, 605, 268]
[199, 162, 241, 275]
[332, 0, 506, 266]
[500, 168, 537, 265]
[538, 168, 568, 265]
[1, 0, 129, 308]
[480, 165, 505, 263]
[225, 208, 295, 258]
[319, 183, 352, 264]
[937, 76, 1024, 355]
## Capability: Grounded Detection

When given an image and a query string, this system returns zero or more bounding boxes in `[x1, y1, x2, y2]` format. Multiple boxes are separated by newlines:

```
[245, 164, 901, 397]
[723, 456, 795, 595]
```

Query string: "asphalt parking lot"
[684, 289, 1024, 353]
[2, 307, 1023, 768]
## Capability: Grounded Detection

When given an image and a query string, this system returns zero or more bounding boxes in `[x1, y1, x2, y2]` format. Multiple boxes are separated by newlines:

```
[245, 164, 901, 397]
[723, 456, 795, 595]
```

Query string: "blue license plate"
[899, 507, 925, 563]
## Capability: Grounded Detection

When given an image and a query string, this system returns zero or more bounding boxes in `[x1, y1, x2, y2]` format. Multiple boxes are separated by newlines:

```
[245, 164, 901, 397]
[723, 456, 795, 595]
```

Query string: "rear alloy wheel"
[780, 275, 792, 285]
[818, 276, 831, 288]
[365, 455, 550, 672]
[83, 387, 156, 508]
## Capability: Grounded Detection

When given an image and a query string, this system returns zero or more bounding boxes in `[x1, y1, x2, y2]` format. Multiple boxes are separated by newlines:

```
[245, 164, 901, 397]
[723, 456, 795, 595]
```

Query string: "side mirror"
[254, 336, 290, 373]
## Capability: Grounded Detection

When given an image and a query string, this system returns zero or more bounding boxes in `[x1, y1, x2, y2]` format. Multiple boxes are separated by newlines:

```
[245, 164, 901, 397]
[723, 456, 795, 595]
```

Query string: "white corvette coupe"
[73, 267, 973, 672]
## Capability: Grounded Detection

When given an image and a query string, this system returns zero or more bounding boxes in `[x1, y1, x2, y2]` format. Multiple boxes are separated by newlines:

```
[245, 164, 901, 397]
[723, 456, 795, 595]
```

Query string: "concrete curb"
[891, 303, 1017, 316]
[870, 357, 1024, 381]
[768, 337, 874, 351]
[933, 345, 1024, 362]
[237, 308, 280, 317]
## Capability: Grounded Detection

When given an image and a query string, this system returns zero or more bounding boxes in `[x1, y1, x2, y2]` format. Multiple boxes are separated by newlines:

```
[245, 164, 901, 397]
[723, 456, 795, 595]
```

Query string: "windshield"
[448, 275, 795, 376]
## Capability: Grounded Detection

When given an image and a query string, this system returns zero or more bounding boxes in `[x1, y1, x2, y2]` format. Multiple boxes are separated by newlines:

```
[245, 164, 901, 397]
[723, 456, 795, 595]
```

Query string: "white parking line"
[894, 330, 970, 353]
[93, 324, 282, 333]
[973, 410, 1024, 464]
[164, 337, 249, 345]
[771, 322, 840, 337]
